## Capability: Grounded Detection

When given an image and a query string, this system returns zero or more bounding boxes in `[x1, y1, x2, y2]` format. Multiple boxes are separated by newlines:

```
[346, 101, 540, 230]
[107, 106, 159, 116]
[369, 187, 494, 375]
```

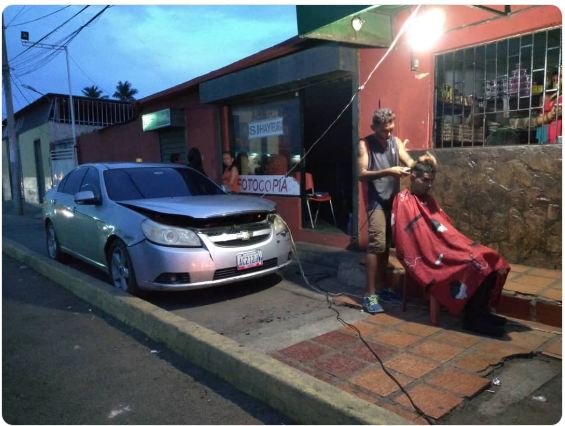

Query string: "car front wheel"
[108, 240, 140, 295]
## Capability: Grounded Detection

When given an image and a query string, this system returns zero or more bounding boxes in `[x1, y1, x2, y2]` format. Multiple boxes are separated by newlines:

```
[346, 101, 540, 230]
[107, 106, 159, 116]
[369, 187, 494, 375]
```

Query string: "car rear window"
[104, 167, 224, 201]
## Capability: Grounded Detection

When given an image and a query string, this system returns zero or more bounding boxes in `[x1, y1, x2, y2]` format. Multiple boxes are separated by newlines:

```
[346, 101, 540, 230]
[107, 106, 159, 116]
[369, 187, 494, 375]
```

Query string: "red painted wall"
[78, 89, 222, 184]
[77, 119, 160, 163]
[356, 4, 562, 249]
[140, 90, 222, 183]
[267, 195, 351, 248]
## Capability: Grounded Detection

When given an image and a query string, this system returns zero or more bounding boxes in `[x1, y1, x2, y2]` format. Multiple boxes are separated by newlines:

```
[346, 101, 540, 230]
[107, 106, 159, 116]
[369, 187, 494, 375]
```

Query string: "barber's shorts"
[367, 209, 392, 255]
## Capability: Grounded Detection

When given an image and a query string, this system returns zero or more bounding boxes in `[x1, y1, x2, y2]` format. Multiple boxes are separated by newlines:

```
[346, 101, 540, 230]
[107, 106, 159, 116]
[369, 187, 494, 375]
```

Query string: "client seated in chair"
[392, 155, 510, 337]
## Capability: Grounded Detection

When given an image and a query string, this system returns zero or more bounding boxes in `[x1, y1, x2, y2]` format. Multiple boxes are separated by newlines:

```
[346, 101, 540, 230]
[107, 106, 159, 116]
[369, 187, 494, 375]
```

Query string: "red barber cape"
[392, 189, 509, 315]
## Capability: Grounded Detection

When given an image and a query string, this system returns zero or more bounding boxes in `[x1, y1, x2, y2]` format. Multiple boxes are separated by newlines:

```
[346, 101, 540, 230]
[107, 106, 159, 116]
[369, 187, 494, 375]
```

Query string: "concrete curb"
[3, 238, 410, 425]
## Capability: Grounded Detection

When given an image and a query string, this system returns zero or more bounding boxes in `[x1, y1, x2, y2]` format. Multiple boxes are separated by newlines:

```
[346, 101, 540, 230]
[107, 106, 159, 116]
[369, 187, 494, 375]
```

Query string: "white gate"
[50, 140, 76, 187]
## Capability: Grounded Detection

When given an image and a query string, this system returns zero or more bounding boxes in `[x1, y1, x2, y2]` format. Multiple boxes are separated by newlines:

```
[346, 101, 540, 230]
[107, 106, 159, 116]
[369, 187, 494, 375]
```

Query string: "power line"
[10, 74, 32, 106]
[7, 6, 71, 27]
[68, 52, 103, 90]
[9, 5, 90, 62]
[12, 5, 111, 77]
[61, 5, 112, 46]
[5, 6, 29, 27]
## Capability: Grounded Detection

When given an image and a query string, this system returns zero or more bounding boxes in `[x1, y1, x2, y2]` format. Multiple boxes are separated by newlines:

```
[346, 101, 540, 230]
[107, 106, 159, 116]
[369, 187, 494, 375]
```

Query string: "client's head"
[410, 155, 437, 196]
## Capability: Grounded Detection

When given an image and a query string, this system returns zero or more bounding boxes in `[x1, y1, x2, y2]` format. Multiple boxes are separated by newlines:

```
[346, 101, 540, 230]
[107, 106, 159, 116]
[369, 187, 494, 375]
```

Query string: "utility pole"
[2, 17, 24, 215]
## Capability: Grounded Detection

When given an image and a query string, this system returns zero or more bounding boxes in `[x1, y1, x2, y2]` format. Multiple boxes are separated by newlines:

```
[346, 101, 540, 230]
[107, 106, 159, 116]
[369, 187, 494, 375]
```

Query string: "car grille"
[201, 222, 272, 247]
[213, 235, 270, 247]
[213, 258, 278, 280]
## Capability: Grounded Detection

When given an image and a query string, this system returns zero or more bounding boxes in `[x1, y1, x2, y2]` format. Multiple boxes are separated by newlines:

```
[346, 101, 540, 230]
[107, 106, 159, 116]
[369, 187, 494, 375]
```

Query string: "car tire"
[46, 221, 67, 262]
[108, 240, 140, 296]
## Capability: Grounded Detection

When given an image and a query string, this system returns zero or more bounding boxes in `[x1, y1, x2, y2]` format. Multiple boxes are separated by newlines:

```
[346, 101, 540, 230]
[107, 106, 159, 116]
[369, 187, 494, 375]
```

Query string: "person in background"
[392, 156, 510, 337]
[236, 152, 250, 175]
[170, 152, 183, 164]
[536, 69, 562, 144]
[222, 151, 239, 192]
[358, 108, 415, 314]
[187, 147, 207, 176]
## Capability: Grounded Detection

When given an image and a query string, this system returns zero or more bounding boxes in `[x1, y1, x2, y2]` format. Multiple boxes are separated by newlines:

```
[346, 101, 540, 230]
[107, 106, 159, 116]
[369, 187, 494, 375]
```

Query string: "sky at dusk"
[2, 4, 298, 115]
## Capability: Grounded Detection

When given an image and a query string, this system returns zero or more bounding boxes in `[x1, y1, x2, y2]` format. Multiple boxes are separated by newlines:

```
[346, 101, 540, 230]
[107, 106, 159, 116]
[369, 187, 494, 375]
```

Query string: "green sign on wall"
[142, 108, 184, 132]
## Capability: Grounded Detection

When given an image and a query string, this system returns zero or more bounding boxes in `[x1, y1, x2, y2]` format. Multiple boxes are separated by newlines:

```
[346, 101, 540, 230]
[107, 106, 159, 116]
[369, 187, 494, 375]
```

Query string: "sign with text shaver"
[248, 117, 283, 139]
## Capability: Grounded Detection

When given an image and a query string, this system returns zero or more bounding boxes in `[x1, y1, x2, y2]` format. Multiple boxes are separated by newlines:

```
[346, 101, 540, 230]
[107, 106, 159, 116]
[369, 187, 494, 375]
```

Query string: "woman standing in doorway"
[222, 151, 239, 192]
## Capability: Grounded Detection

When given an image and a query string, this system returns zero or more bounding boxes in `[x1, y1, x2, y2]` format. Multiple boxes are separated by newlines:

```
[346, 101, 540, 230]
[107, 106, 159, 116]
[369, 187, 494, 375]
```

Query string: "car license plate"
[236, 250, 263, 271]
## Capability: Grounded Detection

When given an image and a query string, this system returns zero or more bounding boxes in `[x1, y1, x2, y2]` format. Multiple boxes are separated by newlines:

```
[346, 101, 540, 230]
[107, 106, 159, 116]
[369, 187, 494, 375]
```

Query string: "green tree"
[112, 80, 138, 101]
[81, 85, 103, 98]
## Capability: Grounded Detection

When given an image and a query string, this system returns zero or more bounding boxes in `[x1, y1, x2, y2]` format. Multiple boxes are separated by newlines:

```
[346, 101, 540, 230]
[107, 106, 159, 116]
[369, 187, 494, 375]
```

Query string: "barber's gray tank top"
[365, 134, 399, 211]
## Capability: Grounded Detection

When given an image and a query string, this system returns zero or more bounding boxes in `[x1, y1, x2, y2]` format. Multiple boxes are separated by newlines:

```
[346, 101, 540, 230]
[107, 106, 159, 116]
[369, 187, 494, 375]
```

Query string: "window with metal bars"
[434, 27, 562, 148]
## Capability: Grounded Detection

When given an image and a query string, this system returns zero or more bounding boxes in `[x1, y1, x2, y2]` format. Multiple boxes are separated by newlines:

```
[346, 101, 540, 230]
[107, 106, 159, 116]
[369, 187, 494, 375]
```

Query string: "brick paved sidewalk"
[270, 299, 562, 423]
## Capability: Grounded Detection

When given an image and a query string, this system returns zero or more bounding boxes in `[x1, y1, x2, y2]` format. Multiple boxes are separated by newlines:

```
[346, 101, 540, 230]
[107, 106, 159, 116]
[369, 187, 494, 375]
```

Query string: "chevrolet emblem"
[239, 231, 251, 241]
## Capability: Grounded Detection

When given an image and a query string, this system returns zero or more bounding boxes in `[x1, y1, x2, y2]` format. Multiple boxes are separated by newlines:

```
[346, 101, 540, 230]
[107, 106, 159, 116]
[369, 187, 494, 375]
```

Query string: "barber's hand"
[390, 166, 411, 177]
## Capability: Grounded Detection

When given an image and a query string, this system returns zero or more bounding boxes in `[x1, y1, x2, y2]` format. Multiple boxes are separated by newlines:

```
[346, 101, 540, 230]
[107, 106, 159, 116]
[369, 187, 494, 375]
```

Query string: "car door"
[68, 166, 107, 267]
[50, 167, 88, 252]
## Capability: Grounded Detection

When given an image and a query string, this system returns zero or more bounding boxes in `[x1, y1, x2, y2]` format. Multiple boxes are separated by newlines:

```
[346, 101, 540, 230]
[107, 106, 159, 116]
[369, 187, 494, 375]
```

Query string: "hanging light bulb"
[407, 8, 446, 52]
[351, 16, 364, 32]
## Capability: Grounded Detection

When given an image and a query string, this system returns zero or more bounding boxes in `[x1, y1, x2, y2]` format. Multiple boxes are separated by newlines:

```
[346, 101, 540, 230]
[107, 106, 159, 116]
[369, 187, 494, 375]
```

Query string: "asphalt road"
[2, 254, 290, 424]
[2, 206, 367, 355]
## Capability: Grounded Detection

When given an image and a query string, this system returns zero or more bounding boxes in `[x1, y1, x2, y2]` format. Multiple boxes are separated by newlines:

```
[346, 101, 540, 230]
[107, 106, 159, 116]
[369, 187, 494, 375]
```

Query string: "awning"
[296, 5, 406, 48]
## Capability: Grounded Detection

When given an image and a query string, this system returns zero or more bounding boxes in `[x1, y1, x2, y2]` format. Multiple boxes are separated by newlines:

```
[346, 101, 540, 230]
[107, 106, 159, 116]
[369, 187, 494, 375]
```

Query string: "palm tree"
[81, 85, 103, 98]
[112, 80, 138, 101]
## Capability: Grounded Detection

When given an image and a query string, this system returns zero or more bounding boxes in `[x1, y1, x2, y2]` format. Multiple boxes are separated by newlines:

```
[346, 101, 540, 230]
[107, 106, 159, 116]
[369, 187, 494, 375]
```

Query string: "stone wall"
[410, 145, 561, 269]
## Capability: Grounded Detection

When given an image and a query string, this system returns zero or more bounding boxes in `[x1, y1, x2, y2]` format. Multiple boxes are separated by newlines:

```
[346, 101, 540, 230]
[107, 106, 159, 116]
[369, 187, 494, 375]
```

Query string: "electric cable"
[12, 6, 111, 82]
[68, 52, 104, 89]
[5, 6, 29, 27]
[281, 216, 435, 424]
[258, 5, 424, 200]
[9, 75, 31, 111]
[247, 5, 438, 421]
[7, 6, 71, 27]
[11, 75, 33, 105]
[9, 5, 90, 62]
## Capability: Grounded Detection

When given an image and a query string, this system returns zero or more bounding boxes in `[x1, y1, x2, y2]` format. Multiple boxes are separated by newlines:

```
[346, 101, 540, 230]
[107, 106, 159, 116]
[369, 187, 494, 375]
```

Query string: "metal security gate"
[50, 139, 76, 187]
[159, 129, 186, 163]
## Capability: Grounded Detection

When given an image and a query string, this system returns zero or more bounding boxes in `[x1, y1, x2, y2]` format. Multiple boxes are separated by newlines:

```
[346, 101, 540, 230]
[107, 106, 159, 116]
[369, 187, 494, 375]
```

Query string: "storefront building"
[78, 5, 562, 267]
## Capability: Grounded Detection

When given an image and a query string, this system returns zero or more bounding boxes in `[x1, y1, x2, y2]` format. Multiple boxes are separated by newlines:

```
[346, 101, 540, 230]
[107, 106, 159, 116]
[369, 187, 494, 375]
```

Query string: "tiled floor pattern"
[271, 303, 562, 423]
[505, 263, 562, 302]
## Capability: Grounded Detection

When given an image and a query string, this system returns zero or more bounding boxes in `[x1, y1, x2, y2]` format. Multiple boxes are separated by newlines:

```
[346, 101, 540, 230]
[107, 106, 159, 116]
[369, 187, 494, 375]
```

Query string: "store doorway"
[159, 128, 186, 163]
[302, 77, 353, 234]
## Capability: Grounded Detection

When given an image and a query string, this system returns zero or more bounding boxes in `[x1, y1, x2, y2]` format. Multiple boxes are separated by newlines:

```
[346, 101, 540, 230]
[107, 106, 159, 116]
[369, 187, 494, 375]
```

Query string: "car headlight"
[141, 219, 201, 247]
[270, 213, 289, 236]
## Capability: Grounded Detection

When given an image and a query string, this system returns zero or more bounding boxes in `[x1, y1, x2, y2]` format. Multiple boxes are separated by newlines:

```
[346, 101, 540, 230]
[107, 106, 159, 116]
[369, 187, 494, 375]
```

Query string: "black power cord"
[286, 226, 435, 424]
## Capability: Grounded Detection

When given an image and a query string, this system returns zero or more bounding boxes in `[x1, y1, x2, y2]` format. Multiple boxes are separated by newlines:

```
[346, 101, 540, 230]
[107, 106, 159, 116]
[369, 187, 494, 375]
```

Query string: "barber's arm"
[397, 137, 416, 168]
[358, 139, 410, 181]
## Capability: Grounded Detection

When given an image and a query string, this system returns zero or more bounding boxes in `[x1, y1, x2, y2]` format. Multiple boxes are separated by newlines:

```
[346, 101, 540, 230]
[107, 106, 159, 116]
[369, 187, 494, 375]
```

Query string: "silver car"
[43, 162, 293, 294]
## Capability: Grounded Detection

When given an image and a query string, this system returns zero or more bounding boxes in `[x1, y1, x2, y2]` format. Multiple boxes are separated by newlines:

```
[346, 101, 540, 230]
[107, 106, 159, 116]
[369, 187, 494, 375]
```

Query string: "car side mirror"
[75, 190, 100, 205]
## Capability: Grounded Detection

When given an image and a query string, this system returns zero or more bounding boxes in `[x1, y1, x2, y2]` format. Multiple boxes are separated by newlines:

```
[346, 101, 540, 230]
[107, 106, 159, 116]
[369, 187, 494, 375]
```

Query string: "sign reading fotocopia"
[248, 117, 283, 139]
[238, 175, 299, 196]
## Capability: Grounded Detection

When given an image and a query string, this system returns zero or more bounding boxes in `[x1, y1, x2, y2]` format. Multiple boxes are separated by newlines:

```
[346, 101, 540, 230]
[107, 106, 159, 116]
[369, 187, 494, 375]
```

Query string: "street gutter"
[3, 238, 410, 425]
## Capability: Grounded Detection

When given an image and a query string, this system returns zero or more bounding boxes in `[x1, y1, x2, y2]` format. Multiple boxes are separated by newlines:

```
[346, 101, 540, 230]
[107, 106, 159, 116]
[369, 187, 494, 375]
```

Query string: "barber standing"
[358, 108, 415, 314]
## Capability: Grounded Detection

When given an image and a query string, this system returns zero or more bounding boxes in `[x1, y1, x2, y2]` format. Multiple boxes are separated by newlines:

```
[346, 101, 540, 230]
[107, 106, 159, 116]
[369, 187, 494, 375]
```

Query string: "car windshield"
[104, 167, 224, 201]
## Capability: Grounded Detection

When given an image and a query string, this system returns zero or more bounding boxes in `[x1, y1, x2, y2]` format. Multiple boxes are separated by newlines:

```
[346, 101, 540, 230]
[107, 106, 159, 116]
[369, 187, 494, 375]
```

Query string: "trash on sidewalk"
[486, 389, 496, 393]
[492, 377, 501, 386]
[532, 395, 547, 402]
[150, 349, 160, 354]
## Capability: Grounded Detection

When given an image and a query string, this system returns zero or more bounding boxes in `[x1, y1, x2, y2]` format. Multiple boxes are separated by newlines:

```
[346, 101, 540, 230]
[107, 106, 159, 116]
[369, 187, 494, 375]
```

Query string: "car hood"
[118, 194, 276, 219]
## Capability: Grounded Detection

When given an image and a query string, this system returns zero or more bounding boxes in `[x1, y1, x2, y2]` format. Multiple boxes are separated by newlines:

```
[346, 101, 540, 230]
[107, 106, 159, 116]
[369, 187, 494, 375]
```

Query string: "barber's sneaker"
[378, 288, 402, 304]
[363, 294, 385, 314]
